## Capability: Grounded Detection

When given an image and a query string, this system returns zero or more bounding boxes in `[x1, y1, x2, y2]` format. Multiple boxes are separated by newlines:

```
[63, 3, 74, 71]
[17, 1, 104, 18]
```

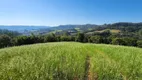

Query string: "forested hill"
[1, 22, 142, 35]
[100, 22, 142, 32]
[0, 25, 48, 32]
[48, 22, 142, 37]
[0, 22, 142, 49]
[0, 29, 21, 37]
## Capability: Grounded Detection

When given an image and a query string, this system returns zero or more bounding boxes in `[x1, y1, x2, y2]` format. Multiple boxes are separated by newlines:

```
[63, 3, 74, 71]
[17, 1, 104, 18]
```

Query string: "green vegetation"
[0, 29, 21, 38]
[1, 22, 142, 48]
[0, 42, 142, 80]
[74, 28, 80, 31]
[88, 28, 93, 31]
[49, 30, 63, 34]
[137, 40, 142, 48]
[0, 35, 12, 48]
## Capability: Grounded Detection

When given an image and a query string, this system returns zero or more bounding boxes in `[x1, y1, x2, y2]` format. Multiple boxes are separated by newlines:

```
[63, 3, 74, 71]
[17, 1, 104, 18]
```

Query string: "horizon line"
[0, 22, 142, 27]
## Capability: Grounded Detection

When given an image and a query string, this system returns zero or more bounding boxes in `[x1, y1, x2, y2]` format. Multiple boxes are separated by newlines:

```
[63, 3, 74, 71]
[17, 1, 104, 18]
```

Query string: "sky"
[0, 0, 142, 26]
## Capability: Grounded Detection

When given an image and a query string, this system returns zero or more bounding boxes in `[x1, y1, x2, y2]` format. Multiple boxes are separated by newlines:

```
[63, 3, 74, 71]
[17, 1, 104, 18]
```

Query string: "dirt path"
[84, 55, 91, 80]
[82, 46, 98, 80]
[84, 55, 98, 80]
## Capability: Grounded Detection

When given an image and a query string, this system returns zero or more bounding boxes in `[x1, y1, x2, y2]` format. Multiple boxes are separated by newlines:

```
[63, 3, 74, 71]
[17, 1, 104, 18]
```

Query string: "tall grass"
[0, 42, 142, 80]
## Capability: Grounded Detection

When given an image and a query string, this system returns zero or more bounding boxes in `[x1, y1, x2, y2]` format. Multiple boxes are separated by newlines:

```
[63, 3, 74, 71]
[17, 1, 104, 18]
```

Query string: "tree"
[112, 38, 125, 45]
[102, 30, 111, 37]
[75, 33, 85, 42]
[138, 29, 142, 39]
[90, 35, 103, 43]
[137, 40, 142, 48]
[0, 29, 21, 38]
[31, 35, 44, 43]
[14, 36, 33, 45]
[83, 35, 89, 43]
[123, 38, 137, 46]
[44, 33, 57, 42]
[60, 36, 71, 41]
[0, 35, 12, 48]
[138, 29, 142, 35]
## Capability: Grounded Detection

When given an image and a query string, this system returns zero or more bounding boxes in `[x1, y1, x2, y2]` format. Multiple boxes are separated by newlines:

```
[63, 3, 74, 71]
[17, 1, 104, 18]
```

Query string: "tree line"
[0, 30, 142, 48]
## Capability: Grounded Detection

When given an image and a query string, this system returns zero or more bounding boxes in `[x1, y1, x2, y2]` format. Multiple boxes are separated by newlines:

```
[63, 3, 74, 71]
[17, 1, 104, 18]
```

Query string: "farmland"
[0, 42, 142, 80]
[95, 29, 121, 33]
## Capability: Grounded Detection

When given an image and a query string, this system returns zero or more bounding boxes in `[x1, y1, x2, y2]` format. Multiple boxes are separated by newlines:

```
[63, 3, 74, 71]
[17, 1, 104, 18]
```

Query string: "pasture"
[0, 42, 142, 80]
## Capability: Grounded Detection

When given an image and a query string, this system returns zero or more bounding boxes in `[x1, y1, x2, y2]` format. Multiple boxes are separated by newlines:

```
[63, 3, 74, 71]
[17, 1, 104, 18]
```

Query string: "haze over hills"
[0, 22, 141, 31]
[0, 22, 142, 36]
[0, 25, 49, 32]
[0, 24, 98, 34]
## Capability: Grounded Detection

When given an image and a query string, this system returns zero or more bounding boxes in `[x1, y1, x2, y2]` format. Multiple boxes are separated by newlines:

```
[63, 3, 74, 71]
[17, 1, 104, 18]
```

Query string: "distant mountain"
[53, 24, 98, 30]
[1, 22, 142, 37]
[36, 24, 98, 35]
[0, 25, 49, 33]
[0, 24, 98, 35]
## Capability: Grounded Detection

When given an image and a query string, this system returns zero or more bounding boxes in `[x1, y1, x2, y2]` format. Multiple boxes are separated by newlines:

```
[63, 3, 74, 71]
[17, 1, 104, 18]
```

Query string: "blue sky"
[0, 0, 142, 26]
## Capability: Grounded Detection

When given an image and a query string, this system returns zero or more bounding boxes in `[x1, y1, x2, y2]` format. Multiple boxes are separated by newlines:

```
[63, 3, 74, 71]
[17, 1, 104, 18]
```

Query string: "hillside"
[0, 24, 97, 35]
[0, 25, 48, 32]
[0, 42, 142, 80]
[1, 22, 142, 36]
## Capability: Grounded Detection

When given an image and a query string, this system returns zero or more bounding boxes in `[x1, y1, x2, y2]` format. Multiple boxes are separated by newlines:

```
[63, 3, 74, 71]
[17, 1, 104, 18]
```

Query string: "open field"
[95, 29, 121, 33]
[0, 42, 142, 80]
[86, 29, 121, 35]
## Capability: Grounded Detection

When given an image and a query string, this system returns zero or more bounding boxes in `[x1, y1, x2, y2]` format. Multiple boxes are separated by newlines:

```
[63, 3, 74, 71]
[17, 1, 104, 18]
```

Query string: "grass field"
[95, 29, 121, 33]
[0, 42, 142, 80]
[86, 29, 121, 35]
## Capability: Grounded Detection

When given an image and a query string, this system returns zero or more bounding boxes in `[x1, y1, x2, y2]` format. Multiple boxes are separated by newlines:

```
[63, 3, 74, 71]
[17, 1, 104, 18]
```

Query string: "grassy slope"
[95, 29, 121, 33]
[86, 29, 121, 35]
[0, 42, 142, 80]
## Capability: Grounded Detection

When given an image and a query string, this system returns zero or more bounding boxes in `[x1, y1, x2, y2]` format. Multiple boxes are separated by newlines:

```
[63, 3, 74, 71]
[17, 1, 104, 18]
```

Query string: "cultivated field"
[0, 42, 142, 80]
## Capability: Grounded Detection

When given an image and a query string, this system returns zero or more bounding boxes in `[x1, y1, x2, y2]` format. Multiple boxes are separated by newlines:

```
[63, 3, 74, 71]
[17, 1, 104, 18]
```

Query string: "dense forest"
[0, 22, 142, 48]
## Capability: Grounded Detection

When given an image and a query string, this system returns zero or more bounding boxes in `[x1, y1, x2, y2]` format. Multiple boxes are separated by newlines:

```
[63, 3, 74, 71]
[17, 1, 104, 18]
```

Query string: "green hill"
[0, 42, 142, 80]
